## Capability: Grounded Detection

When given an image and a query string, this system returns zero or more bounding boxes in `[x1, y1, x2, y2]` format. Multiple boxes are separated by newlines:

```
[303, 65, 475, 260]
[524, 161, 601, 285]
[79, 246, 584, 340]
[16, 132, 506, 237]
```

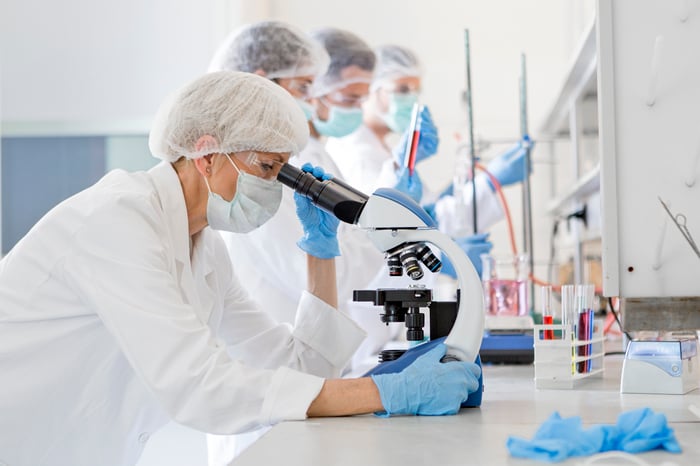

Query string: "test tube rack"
[533, 322, 604, 389]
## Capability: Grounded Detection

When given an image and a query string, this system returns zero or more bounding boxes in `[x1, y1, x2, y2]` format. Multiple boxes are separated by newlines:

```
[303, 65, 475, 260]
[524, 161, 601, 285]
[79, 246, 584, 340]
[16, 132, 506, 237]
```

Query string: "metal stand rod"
[519, 53, 535, 312]
[464, 29, 478, 235]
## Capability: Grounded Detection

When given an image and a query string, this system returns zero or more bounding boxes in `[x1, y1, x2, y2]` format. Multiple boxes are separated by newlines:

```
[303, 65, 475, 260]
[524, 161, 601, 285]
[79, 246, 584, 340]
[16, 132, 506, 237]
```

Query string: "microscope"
[278, 164, 485, 407]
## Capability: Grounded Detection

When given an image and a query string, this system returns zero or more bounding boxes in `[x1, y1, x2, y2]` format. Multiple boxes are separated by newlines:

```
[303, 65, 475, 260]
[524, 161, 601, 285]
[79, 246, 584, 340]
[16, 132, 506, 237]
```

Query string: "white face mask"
[205, 154, 283, 233]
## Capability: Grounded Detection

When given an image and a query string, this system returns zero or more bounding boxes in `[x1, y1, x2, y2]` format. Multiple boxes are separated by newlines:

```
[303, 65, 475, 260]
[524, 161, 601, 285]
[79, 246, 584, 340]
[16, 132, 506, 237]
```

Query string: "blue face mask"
[296, 98, 315, 121]
[380, 92, 418, 133]
[313, 101, 363, 138]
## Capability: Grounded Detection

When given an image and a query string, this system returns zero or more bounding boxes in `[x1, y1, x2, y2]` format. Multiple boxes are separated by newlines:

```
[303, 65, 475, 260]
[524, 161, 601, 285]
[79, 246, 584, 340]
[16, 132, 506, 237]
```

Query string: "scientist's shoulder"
[60, 167, 168, 223]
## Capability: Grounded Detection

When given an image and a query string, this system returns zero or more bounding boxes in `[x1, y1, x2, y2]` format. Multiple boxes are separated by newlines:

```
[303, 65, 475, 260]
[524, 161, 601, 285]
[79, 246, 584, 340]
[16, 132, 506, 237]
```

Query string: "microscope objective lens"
[399, 248, 423, 280]
[415, 244, 442, 273]
[387, 254, 403, 276]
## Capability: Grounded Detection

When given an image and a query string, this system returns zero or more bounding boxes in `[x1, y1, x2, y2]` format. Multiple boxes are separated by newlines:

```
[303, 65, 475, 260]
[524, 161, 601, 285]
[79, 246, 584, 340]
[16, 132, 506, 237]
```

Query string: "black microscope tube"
[277, 163, 369, 225]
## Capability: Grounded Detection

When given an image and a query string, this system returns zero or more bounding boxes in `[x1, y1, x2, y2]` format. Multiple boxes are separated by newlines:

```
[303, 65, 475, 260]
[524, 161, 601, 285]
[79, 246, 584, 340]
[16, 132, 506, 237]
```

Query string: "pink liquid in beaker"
[485, 279, 528, 316]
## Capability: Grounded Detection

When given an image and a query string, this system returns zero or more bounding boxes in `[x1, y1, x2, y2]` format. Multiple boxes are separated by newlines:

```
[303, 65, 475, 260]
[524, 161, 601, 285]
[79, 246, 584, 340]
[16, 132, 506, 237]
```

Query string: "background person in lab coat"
[0, 71, 481, 466]
[209, 24, 417, 376]
[207, 23, 419, 463]
[326, 44, 532, 274]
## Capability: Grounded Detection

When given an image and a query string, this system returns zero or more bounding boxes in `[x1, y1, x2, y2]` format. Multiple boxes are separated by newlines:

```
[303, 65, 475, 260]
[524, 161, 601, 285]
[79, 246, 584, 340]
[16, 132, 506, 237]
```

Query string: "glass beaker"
[480, 253, 530, 316]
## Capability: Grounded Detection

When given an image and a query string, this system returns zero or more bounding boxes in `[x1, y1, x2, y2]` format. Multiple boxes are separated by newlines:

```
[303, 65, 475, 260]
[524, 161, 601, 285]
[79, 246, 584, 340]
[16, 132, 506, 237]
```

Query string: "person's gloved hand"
[295, 163, 340, 259]
[393, 167, 423, 203]
[441, 233, 493, 279]
[370, 343, 481, 416]
[486, 136, 534, 189]
[392, 106, 439, 167]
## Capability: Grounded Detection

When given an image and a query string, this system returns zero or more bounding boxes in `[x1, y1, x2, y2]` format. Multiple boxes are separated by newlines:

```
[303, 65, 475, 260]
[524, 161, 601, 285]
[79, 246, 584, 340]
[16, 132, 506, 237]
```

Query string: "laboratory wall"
[0, 0, 596, 263]
[0, 0, 228, 127]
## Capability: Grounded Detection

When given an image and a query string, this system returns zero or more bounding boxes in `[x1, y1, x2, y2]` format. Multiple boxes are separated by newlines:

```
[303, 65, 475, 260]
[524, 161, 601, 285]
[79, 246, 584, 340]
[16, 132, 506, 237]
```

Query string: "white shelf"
[555, 229, 603, 249]
[539, 18, 598, 136]
[546, 164, 600, 214]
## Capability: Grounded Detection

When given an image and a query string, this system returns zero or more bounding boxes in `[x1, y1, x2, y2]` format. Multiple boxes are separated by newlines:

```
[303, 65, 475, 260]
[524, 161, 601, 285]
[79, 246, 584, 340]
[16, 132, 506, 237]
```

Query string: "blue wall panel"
[1, 137, 106, 254]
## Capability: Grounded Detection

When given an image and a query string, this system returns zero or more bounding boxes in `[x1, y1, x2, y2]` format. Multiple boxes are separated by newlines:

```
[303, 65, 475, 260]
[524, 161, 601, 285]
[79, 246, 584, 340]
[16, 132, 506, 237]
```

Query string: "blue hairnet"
[371, 44, 422, 90]
[208, 20, 329, 80]
[309, 28, 375, 97]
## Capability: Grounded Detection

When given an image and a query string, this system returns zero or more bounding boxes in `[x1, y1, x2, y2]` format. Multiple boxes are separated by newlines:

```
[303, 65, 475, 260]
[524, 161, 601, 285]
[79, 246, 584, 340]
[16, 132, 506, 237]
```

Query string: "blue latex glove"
[392, 106, 439, 167]
[440, 233, 493, 279]
[370, 343, 481, 416]
[486, 136, 534, 189]
[295, 163, 341, 259]
[506, 408, 682, 462]
[393, 166, 423, 203]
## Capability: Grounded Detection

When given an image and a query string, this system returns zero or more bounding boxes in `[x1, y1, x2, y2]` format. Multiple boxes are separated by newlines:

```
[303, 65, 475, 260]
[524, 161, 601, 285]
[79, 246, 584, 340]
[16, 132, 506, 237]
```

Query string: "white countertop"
[232, 356, 700, 465]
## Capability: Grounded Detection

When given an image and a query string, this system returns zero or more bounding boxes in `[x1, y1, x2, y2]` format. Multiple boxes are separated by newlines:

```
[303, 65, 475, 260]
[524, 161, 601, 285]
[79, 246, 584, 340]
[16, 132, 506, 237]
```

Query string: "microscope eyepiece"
[276, 163, 369, 225]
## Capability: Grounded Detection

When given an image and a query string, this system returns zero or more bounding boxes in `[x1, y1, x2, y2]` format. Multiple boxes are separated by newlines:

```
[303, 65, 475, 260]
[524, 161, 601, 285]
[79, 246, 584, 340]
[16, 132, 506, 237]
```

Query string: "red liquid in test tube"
[543, 315, 553, 338]
[405, 103, 422, 178]
[577, 311, 588, 373]
[541, 285, 553, 340]
[575, 284, 594, 373]
[407, 129, 420, 177]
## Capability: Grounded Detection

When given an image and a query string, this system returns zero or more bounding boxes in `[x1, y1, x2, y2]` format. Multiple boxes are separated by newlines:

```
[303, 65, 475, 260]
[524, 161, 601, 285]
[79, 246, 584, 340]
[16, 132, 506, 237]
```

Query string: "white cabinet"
[597, 0, 700, 299]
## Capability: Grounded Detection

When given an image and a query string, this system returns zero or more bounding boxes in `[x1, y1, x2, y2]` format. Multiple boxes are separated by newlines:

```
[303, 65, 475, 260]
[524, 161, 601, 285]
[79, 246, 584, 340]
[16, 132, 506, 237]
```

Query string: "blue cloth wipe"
[506, 408, 682, 462]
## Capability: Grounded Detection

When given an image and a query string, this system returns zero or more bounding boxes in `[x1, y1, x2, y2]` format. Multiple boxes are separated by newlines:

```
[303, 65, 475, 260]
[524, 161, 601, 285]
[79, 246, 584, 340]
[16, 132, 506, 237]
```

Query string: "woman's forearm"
[306, 255, 338, 308]
[307, 377, 383, 417]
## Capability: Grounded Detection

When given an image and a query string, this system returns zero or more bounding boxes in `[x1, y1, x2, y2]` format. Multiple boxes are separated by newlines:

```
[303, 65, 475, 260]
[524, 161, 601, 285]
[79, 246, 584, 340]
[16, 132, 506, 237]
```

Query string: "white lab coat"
[0, 162, 365, 466]
[326, 124, 505, 235]
[211, 137, 416, 464]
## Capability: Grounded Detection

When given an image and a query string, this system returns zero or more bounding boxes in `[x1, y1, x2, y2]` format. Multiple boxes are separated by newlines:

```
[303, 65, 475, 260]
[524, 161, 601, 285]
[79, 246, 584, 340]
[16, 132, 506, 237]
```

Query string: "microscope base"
[363, 337, 483, 408]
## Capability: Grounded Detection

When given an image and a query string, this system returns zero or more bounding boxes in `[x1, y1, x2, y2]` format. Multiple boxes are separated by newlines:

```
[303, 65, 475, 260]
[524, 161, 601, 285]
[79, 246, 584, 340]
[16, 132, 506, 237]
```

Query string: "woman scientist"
[326, 45, 533, 274]
[0, 71, 480, 466]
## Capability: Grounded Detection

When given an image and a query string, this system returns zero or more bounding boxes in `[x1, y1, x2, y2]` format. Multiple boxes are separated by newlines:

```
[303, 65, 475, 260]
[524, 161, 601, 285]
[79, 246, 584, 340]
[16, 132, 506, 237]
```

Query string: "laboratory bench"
[232, 355, 700, 465]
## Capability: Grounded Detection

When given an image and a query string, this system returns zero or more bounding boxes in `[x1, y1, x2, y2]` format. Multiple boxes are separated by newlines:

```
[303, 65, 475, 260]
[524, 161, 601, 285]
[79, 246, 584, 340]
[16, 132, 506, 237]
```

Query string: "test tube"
[575, 284, 595, 373]
[560, 285, 575, 374]
[404, 103, 422, 178]
[587, 288, 596, 372]
[561, 285, 575, 339]
[541, 285, 553, 340]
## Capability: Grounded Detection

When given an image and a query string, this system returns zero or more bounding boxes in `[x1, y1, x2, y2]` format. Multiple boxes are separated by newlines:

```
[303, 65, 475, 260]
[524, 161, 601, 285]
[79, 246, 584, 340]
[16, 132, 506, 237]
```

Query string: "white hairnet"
[207, 21, 329, 80]
[371, 44, 422, 90]
[309, 28, 375, 97]
[149, 71, 309, 162]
